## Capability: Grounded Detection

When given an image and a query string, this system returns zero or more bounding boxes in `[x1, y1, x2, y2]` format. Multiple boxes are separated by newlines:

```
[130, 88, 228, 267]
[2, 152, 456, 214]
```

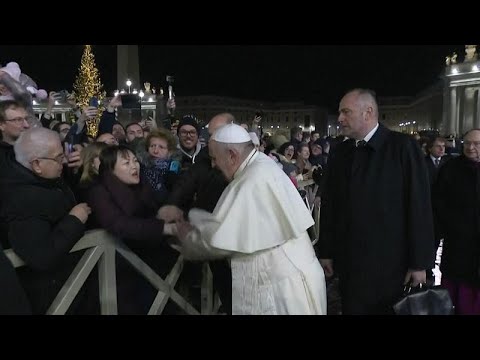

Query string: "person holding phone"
[0, 127, 92, 314]
[140, 129, 180, 204]
[89, 97, 98, 108]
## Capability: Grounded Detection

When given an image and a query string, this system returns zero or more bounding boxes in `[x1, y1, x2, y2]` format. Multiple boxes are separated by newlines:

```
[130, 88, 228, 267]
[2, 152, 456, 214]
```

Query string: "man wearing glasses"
[433, 129, 480, 315]
[173, 116, 203, 173]
[0, 127, 91, 314]
[0, 100, 31, 166]
[0, 100, 32, 314]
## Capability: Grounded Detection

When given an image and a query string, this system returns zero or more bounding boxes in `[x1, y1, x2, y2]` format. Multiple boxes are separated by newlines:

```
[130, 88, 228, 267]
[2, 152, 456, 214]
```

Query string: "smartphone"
[64, 142, 74, 156]
[89, 96, 98, 108]
[169, 160, 180, 174]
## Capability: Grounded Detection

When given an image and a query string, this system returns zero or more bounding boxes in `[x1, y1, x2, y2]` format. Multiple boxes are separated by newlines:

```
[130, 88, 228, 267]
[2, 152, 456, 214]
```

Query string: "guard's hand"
[404, 269, 426, 287]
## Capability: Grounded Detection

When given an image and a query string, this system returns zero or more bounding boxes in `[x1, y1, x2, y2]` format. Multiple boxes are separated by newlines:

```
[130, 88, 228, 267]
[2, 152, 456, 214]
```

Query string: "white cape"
[189, 151, 314, 254]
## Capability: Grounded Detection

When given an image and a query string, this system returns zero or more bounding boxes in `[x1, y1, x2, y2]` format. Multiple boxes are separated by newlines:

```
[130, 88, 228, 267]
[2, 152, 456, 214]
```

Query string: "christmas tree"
[72, 45, 106, 137]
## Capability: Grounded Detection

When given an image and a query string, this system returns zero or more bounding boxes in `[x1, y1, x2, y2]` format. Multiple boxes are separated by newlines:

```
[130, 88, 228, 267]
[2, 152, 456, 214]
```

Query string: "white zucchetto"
[212, 124, 252, 144]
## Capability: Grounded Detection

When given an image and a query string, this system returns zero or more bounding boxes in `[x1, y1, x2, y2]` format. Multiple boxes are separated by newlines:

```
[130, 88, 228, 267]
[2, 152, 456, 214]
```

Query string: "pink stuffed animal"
[0, 62, 47, 100]
[0, 62, 45, 127]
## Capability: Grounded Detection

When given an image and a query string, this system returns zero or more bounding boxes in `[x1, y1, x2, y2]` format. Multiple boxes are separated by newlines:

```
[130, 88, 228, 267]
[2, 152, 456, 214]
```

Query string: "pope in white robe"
[174, 124, 327, 315]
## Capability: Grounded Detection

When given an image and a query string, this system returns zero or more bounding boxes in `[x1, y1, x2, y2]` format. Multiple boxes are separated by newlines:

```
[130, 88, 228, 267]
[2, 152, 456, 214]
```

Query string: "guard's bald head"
[345, 88, 379, 119]
[208, 113, 235, 136]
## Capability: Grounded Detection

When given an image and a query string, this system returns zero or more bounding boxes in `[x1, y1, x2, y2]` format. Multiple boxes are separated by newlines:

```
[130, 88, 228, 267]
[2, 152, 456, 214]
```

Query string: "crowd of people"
[0, 64, 479, 315]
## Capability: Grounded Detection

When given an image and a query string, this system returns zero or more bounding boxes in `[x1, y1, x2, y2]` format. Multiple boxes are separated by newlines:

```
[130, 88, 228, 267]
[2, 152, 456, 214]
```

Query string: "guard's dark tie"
[356, 140, 367, 148]
[434, 158, 440, 167]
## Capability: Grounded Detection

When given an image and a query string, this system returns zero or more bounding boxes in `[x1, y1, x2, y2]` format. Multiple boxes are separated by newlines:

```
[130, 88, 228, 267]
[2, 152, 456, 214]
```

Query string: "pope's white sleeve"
[181, 227, 233, 261]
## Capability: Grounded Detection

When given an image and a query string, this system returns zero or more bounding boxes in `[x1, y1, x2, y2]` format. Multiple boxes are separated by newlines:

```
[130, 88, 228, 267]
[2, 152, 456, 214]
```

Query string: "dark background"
[0, 45, 466, 111]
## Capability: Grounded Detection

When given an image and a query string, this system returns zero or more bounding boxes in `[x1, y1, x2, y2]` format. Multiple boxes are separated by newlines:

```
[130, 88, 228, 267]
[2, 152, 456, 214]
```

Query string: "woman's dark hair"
[98, 144, 136, 177]
[278, 142, 293, 156]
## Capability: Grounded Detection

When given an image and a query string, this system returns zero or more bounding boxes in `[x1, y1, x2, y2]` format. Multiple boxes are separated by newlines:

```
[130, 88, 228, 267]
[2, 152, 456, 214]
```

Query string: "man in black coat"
[425, 136, 450, 188]
[0, 127, 91, 314]
[424, 136, 451, 258]
[432, 129, 480, 314]
[318, 89, 435, 315]
[159, 113, 235, 314]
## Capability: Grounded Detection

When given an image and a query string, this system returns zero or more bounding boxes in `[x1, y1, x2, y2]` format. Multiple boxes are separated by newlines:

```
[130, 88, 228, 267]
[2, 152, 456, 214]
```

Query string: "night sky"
[0, 45, 466, 111]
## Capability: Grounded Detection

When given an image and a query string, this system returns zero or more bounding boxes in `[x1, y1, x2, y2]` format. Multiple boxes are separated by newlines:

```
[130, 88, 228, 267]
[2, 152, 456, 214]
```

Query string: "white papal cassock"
[182, 149, 327, 315]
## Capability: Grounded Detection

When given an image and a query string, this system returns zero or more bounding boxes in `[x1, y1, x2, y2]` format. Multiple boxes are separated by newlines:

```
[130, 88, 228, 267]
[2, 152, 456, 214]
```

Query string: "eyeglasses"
[36, 154, 65, 165]
[179, 130, 197, 137]
[464, 141, 480, 147]
[4, 116, 31, 124]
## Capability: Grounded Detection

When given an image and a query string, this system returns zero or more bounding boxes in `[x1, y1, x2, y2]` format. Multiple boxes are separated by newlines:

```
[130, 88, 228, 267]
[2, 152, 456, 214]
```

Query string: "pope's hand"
[176, 219, 194, 242]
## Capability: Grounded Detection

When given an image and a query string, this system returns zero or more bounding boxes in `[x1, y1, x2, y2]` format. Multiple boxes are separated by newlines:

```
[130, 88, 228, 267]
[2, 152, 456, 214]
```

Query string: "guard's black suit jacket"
[318, 124, 435, 314]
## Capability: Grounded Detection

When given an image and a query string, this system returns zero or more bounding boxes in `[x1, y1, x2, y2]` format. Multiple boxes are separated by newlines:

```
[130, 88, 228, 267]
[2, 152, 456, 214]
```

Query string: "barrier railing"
[5, 229, 220, 315]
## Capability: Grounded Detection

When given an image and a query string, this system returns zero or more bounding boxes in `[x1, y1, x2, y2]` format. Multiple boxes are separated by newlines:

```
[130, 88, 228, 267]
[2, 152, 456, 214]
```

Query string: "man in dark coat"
[318, 88, 435, 315]
[424, 136, 452, 260]
[433, 129, 480, 314]
[0, 100, 32, 248]
[0, 127, 91, 314]
[425, 136, 450, 188]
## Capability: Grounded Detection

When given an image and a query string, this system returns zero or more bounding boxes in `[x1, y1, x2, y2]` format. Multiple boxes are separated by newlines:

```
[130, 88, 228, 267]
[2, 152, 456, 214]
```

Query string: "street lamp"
[126, 79, 132, 94]
[114, 90, 119, 97]
[139, 90, 144, 99]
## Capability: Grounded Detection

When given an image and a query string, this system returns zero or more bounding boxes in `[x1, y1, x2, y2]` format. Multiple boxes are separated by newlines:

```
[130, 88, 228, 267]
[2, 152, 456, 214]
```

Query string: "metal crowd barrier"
[298, 179, 320, 245]
[4, 229, 221, 315]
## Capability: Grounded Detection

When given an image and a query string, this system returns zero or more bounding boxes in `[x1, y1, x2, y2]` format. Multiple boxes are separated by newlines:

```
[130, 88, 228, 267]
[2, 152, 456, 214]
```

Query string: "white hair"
[14, 127, 61, 169]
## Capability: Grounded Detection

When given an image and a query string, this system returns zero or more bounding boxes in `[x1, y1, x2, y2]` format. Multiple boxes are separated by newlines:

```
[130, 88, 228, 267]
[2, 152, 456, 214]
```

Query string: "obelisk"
[117, 45, 140, 91]
[117, 45, 141, 124]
